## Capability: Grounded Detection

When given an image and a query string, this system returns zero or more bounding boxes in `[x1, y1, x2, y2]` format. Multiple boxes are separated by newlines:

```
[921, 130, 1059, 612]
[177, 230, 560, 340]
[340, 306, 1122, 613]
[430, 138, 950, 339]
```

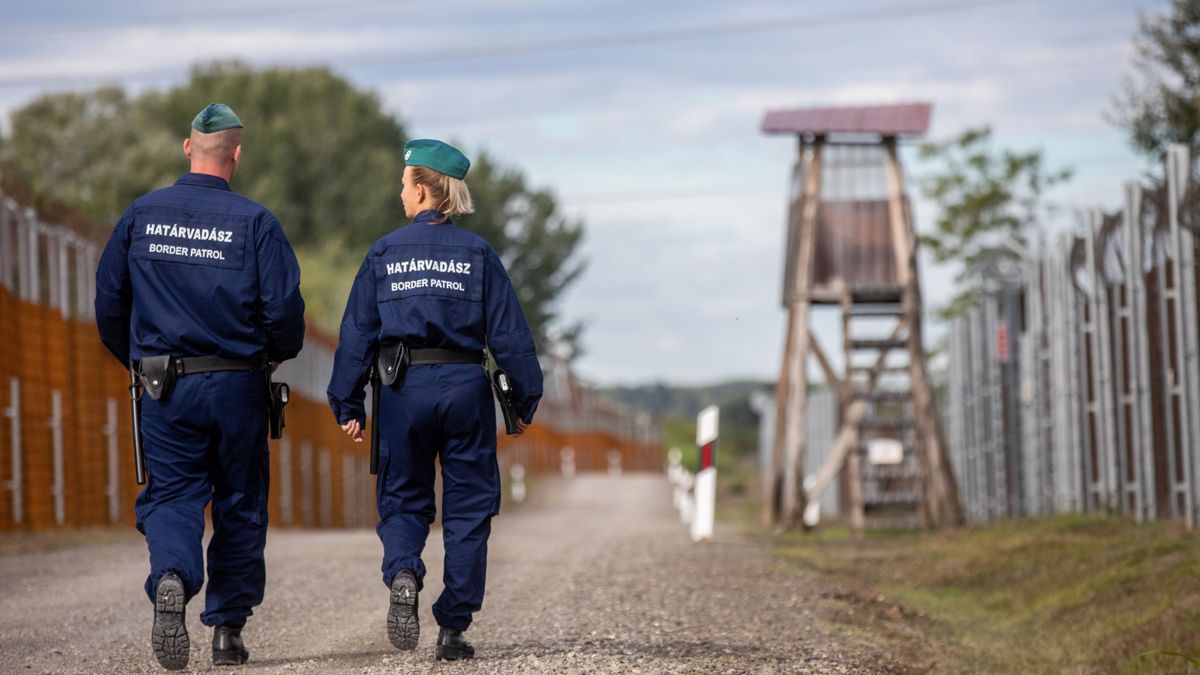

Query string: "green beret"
[403, 139, 470, 179]
[191, 103, 243, 133]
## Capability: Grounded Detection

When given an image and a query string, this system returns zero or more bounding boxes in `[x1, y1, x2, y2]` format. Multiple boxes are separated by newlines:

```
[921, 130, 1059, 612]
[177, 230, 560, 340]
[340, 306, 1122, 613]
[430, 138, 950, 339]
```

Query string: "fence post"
[1167, 144, 1199, 527]
[279, 437, 293, 526]
[104, 398, 120, 524]
[4, 377, 22, 525]
[49, 390, 65, 526]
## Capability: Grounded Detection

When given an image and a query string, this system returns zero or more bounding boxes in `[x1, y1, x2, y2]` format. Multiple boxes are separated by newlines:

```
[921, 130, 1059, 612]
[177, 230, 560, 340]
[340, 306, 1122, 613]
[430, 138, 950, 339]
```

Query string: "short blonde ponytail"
[410, 166, 475, 218]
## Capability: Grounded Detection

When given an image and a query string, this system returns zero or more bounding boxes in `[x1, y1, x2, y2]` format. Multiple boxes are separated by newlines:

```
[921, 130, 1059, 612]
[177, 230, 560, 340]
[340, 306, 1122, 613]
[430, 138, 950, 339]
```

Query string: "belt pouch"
[139, 355, 175, 401]
[377, 342, 409, 387]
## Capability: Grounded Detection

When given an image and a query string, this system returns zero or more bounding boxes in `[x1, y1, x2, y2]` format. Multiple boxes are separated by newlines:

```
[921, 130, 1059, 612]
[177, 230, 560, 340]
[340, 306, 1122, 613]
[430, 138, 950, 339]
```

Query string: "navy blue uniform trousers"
[376, 363, 500, 632]
[134, 371, 269, 629]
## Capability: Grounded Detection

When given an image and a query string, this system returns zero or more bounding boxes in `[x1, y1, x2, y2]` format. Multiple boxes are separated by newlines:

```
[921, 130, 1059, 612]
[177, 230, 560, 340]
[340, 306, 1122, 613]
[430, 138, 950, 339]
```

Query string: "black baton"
[128, 362, 147, 485]
[370, 364, 381, 475]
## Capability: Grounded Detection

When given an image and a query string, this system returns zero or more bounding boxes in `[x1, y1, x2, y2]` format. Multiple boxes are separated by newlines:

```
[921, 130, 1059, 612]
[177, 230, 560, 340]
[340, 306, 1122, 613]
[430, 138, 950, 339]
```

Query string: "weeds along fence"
[947, 144, 1200, 526]
[0, 186, 662, 533]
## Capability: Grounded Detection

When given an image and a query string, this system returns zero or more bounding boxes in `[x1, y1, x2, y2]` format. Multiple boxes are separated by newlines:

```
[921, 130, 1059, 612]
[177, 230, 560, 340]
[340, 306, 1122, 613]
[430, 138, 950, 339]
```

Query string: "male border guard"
[327, 139, 542, 660]
[95, 103, 305, 670]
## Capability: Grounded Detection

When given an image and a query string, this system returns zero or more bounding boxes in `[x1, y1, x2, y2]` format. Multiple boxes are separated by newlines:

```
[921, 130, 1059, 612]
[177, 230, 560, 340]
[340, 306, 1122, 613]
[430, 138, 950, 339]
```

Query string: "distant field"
[772, 515, 1200, 673]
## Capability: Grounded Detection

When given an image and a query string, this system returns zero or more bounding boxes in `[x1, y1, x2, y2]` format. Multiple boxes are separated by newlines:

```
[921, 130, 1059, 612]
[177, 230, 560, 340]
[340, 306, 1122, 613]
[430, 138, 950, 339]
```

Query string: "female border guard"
[327, 139, 543, 661]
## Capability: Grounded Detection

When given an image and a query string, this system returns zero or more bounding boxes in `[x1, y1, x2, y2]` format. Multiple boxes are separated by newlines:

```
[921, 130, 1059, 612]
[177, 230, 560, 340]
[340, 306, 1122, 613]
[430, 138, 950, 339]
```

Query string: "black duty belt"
[170, 354, 267, 376]
[136, 354, 268, 402]
[408, 348, 484, 366]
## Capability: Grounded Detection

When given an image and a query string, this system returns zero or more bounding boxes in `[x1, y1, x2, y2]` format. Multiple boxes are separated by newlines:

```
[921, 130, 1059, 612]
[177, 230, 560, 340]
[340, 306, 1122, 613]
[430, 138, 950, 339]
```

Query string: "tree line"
[0, 61, 584, 351]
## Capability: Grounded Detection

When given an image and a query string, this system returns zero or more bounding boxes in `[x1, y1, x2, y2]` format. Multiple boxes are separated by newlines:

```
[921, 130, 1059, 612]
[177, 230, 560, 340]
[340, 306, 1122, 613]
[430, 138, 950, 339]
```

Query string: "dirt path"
[0, 474, 898, 673]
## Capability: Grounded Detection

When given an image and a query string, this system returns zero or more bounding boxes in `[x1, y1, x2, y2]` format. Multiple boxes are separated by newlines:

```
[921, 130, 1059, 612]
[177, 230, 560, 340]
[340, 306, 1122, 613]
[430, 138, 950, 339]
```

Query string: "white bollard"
[802, 475, 821, 528]
[679, 472, 695, 525]
[560, 446, 576, 479]
[667, 447, 684, 511]
[691, 405, 718, 542]
[510, 463, 526, 504]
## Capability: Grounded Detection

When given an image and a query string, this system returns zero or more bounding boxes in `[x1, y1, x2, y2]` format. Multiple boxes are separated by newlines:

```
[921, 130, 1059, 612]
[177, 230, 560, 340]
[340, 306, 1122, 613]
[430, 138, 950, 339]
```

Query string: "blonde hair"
[410, 166, 475, 220]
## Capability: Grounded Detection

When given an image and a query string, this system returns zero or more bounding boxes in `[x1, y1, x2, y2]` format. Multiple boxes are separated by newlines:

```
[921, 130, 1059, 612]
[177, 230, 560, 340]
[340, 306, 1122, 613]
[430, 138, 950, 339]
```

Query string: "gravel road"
[0, 474, 897, 673]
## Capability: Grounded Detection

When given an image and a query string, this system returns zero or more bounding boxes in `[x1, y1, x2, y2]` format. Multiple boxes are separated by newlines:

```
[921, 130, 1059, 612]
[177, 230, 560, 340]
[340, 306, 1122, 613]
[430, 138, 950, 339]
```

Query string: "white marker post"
[510, 463, 526, 504]
[667, 447, 685, 512]
[691, 405, 718, 542]
[560, 446, 576, 479]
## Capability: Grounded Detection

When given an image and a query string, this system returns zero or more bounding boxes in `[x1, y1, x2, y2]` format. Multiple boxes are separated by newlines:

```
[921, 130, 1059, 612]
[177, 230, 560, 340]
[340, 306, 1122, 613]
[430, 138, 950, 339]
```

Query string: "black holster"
[377, 341, 409, 387]
[268, 376, 289, 440]
[492, 368, 520, 435]
[138, 355, 176, 401]
[370, 342, 408, 476]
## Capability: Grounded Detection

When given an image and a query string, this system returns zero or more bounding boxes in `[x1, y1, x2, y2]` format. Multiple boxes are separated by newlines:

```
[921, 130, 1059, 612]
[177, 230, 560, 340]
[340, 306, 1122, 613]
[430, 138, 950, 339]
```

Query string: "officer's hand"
[341, 419, 364, 443]
[514, 419, 529, 436]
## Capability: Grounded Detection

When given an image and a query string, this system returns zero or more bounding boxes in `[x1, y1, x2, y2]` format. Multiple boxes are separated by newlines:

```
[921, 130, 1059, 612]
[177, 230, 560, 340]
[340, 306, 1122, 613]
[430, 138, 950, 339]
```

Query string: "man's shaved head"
[184, 126, 243, 181]
[188, 127, 243, 161]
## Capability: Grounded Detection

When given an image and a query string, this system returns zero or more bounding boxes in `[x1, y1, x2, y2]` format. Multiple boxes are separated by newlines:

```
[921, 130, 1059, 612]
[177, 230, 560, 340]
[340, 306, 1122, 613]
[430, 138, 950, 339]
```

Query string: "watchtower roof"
[761, 102, 932, 137]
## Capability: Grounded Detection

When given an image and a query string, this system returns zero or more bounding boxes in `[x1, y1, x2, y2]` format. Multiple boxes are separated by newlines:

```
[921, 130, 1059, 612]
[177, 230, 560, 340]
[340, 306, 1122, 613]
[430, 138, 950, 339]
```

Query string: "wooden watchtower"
[761, 103, 962, 533]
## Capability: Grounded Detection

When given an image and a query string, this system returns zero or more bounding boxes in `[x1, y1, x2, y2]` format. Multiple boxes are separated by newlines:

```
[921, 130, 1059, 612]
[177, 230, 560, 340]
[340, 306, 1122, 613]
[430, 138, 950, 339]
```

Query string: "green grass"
[775, 515, 1200, 673]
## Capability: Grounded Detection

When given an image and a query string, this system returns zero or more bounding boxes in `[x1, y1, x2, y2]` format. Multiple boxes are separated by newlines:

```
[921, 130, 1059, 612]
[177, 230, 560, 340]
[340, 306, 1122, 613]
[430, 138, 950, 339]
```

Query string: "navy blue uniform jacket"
[95, 172, 305, 365]
[326, 209, 543, 426]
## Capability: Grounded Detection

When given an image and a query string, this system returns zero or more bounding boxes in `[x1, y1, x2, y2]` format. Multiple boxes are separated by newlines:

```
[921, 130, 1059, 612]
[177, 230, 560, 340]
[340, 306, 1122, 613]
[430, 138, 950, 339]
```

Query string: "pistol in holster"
[370, 341, 409, 475]
[491, 368, 520, 436]
[267, 367, 289, 440]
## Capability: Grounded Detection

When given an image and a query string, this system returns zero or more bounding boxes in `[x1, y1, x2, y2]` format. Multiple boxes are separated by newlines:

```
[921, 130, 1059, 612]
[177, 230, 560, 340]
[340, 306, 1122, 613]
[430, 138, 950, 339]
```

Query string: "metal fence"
[947, 144, 1200, 526]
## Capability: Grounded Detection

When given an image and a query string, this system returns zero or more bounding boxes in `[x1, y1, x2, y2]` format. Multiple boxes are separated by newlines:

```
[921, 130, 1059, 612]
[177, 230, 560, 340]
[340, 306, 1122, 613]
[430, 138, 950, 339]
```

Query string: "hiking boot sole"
[387, 576, 419, 650]
[152, 575, 189, 671]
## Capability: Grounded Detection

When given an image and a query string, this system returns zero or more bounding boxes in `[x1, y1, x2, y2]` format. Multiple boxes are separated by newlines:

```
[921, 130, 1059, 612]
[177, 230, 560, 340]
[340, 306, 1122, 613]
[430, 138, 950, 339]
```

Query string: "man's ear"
[183, 138, 192, 159]
[233, 144, 242, 165]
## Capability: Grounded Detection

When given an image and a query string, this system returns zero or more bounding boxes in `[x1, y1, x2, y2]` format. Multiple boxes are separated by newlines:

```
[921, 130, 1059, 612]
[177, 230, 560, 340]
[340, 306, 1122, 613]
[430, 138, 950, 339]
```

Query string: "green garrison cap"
[403, 139, 470, 179]
[191, 103, 244, 133]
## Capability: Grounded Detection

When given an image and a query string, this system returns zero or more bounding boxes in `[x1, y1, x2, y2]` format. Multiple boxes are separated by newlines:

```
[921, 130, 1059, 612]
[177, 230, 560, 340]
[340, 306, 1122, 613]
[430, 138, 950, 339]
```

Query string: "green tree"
[917, 127, 1072, 318]
[0, 62, 586, 347]
[1112, 0, 1200, 165]
[1, 87, 177, 222]
[460, 153, 586, 352]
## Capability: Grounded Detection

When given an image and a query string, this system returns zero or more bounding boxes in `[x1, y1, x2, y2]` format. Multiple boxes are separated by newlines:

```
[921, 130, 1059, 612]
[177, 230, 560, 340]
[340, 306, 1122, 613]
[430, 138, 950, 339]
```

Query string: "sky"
[0, 0, 1163, 386]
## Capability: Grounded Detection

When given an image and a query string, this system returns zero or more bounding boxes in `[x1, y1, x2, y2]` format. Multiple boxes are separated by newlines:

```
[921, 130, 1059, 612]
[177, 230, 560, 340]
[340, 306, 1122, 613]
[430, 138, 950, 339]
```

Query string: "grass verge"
[774, 515, 1200, 673]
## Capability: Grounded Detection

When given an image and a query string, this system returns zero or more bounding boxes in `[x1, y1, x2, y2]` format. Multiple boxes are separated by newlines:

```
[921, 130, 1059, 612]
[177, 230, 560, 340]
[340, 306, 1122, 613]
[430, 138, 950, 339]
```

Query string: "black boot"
[387, 570, 420, 650]
[212, 625, 250, 666]
[151, 572, 189, 671]
[436, 627, 475, 661]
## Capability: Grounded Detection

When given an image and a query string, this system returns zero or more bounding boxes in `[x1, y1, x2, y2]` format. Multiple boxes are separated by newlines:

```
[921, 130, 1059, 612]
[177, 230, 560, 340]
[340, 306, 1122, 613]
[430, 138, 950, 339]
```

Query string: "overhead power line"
[0, 0, 414, 42]
[0, 0, 1077, 90]
[558, 155, 1144, 207]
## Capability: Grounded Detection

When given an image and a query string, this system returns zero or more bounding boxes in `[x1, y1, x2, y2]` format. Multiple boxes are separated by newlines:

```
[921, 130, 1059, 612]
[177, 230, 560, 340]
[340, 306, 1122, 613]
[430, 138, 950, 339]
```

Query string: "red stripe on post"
[700, 442, 715, 470]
